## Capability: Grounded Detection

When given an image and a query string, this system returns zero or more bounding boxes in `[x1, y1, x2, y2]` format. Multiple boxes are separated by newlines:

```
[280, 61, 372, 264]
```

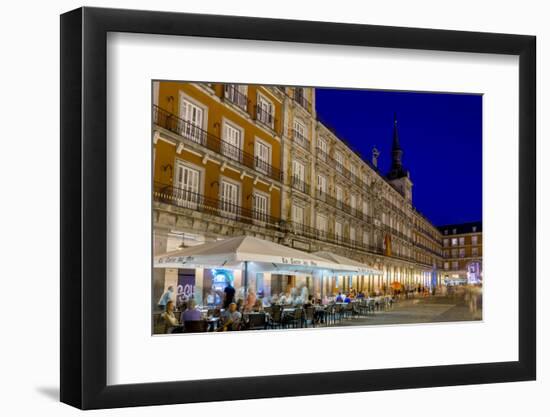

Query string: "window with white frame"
[451, 237, 458, 246]
[350, 194, 356, 213]
[472, 247, 479, 256]
[363, 200, 368, 216]
[220, 180, 240, 217]
[224, 84, 248, 110]
[292, 204, 305, 227]
[316, 214, 328, 237]
[363, 231, 369, 246]
[350, 163, 357, 179]
[443, 238, 449, 247]
[459, 248, 465, 258]
[317, 174, 327, 197]
[257, 94, 274, 127]
[335, 185, 343, 207]
[335, 221, 343, 240]
[293, 119, 308, 148]
[222, 121, 243, 162]
[179, 96, 205, 144]
[350, 226, 356, 243]
[292, 160, 306, 192]
[254, 138, 271, 174]
[444, 262, 449, 270]
[253, 192, 269, 222]
[459, 237, 465, 246]
[174, 161, 201, 208]
[334, 151, 344, 172]
[452, 261, 459, 270]
[471, 235, 478, 245]
[317, 137, 328, 160]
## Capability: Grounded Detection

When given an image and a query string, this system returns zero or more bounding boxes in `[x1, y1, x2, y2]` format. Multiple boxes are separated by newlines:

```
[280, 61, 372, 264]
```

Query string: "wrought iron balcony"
[291, 176, 310, 194]
[153, 182, 283, 230]
[255, 105, 276, 130]
[285, 221, 386, 255]
[223, 84, 249, 111]
[292, 129, 310, 150]
[315, 146, 329, 162]
[294, 89, 311, 112]
[153, 105, 282, 182]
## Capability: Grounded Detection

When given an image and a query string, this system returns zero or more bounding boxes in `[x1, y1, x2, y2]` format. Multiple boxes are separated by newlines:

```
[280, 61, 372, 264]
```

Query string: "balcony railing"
[291, 176, 310, 194]
[292, 129, 310, 150]
[285, 221, 385, 255]
[294, 90, 311, 112]
[154, 182, 283, 230]
[255, 105, 276, 130]
[223, 84, 248, 111]
[316, 146, 329, 162]
[153, 105, 282, 182]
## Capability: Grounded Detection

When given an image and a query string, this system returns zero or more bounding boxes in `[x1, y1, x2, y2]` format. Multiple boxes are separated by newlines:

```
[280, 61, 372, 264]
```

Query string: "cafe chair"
[183, 320, 208, 333]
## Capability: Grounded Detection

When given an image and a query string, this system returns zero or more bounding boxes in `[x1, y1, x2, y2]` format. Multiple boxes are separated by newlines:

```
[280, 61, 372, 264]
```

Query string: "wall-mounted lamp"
[210, 180, 220, 188]
[161, 164, 173, 182]
[167, 95, 175, 113]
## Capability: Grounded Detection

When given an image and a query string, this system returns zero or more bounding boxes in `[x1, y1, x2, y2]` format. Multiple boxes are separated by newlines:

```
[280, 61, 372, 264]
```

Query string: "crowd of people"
[156, 279, 483, 334]
[156, 282, 404, 334]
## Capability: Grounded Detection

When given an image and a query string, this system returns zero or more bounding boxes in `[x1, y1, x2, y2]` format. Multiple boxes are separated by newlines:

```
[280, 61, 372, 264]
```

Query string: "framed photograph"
[60, 6, 536, 410]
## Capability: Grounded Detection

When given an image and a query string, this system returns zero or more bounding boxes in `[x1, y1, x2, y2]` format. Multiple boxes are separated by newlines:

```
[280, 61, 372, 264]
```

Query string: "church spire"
[387, 113, 408, 180]
[392, 112, 401, 151]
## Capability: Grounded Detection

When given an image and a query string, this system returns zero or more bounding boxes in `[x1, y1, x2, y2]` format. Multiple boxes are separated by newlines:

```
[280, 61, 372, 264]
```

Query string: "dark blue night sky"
[315, 88, 482, 227]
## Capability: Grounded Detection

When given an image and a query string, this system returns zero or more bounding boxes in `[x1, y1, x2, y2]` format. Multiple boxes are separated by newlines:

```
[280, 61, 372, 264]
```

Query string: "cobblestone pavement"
[334, 295, 482, 327]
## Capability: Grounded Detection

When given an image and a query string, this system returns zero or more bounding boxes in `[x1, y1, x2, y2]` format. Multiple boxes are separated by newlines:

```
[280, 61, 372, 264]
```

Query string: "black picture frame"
[60, 6, 536, 410]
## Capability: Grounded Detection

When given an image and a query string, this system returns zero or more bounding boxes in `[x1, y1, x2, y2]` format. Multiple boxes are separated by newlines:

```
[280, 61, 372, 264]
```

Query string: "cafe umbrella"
[154, 235, 366, 296]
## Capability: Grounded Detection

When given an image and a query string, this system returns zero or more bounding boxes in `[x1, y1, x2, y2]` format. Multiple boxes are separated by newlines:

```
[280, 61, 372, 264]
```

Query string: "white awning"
[313, 251, 383, 275]
[154, 236, 365, 275]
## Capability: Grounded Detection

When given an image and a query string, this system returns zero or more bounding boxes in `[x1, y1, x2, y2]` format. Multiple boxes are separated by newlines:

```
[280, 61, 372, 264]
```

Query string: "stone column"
[152, 229, 169, 310]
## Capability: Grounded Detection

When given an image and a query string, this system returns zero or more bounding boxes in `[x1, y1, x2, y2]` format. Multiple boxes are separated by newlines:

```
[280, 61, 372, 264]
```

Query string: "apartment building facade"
[438, 222, 483, 284]
[152, 81, 474, 305]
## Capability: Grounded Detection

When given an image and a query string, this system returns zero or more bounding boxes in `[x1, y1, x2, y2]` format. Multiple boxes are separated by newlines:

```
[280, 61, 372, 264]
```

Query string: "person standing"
[223, 281, 236, 309]
[157, 286, 174, 311]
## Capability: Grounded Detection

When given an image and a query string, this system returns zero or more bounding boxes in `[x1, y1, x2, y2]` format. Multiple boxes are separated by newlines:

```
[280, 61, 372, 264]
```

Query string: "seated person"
[180, 299, 201, 322]
[244, 288, 257, 312]
[261, 295, 271, 308]
[303, 295, 314, 308]
[253, 299, 264, 312]
[160, 301, 179, 333]
[219, 302, 242, 331]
